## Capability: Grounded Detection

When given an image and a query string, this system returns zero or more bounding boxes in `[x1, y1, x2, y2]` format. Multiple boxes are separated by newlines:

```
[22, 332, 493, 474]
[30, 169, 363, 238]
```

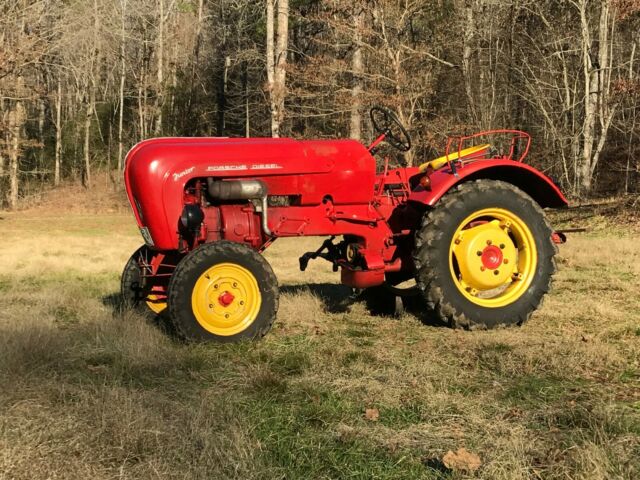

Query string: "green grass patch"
[620, 368, 639, 384]
[379, 401, 425, 428]
[271, 350, 311, 376]
[248, 383, 427, 478]
[502, 375, 584, 407]
[342, 350, 377, 366]
[345, 327, 376, 338]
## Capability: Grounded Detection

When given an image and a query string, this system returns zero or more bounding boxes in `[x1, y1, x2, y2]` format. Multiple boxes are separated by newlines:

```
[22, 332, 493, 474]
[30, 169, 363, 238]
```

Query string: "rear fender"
[409, 160, 568, 208]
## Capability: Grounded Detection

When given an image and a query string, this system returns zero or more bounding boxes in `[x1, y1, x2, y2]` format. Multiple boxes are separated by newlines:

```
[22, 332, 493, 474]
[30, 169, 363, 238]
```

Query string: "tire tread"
[413, 180, 557, 329]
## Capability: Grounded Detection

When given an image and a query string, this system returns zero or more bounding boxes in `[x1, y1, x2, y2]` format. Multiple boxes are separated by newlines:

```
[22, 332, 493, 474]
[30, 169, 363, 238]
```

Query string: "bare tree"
[8, 93, 26, 209]
[0, 0, 639, 208]
[54, 75, 62, 186]
[118, 0, 127, 171]
[266, 0, 289, 137]
[350, 7, 364, 141]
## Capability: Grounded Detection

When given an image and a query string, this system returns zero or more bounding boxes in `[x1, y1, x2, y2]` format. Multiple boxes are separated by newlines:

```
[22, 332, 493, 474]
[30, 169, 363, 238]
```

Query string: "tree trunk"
[217, 56, 230, 136]
[118, 0, 127, 171]
[8, 100, 25, 210]
[577, 0, 617, 195]
[462, 0, 478, 125]
[244, 62, 250, 137]
[185, 0, 204, 133]
[54, 76, 62, 186]
[625, 38, 637, 193]
[266, 0, 277, 136]
[274, 0, 289, 137]
[154, 0, 165, 135]
[590, 0, 617, 180]
[350, 8, 364, 141]
[83, 93, 93, 187]
[138, 84, 145, 140]
[578, 0, 597, 194]
[37, 96, 46, 173]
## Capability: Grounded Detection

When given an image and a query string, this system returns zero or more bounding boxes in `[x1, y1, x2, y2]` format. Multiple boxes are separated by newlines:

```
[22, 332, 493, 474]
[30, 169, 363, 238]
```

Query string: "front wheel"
[413, 180, 557, 329]
[168, 241, 279, 342]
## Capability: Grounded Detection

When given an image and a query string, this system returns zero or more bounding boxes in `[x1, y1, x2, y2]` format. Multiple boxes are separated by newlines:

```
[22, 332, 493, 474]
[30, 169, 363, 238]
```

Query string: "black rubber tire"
[120, 246, 152, 311]
[167, 241, 279, 342]
[413, 180, 557, 329]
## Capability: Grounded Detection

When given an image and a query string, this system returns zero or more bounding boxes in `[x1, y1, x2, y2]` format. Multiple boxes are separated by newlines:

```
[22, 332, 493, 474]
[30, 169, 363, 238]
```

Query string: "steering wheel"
[370, 106, 412, 152]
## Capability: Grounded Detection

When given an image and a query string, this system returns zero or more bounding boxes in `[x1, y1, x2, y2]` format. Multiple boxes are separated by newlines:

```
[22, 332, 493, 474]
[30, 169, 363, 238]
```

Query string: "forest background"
[1, 0, 640, 209]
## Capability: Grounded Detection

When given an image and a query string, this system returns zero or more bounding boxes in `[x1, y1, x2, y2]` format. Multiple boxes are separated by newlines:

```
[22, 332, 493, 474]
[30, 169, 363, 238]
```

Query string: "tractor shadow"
[280, 283, 447, 328]
[102, 283, 447, 337]
[101, 293, 181, 340]
[280, 283, 354, 314]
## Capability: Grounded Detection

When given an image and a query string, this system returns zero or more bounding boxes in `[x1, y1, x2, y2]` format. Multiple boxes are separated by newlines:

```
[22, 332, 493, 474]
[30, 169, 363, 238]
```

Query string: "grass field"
[0, 205, 639, 479]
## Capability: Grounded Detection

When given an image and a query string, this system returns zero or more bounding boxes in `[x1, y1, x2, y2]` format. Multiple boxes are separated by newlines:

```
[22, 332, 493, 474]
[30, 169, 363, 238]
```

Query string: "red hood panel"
[124, 137, 376, 250]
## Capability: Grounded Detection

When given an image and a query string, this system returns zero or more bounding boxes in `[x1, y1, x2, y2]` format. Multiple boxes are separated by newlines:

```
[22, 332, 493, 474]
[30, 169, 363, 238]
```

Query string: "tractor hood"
[124, 137, 376, 250]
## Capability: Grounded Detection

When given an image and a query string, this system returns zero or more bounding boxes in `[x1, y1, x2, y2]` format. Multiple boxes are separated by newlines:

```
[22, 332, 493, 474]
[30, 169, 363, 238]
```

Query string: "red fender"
[408, 159, 568, 208]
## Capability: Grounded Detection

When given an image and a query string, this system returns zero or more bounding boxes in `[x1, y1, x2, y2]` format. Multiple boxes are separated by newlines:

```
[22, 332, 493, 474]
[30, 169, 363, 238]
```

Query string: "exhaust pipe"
[207, 179, 272, 236]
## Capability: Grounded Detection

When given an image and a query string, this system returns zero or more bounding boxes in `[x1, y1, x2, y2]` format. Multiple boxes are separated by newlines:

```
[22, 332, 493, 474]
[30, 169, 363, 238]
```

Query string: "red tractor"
[121, 107, 567, 342]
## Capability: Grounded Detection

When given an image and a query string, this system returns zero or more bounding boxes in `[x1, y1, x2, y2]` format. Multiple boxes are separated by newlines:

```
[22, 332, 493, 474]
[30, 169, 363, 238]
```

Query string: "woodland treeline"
[1, 0, 640, 208]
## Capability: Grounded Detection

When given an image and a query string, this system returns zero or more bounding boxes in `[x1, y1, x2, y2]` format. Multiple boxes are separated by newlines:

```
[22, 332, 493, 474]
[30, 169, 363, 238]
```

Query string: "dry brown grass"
[0, 205, 638, 479]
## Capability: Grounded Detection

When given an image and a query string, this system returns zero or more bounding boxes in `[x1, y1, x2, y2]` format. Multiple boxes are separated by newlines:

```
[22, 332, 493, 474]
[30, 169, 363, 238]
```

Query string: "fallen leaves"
[364, 408, 379, 422]
[442, 447, 482, 473]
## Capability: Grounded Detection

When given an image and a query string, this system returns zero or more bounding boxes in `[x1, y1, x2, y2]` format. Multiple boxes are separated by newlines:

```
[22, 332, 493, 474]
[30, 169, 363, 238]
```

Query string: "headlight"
[180, 204, 204, 231]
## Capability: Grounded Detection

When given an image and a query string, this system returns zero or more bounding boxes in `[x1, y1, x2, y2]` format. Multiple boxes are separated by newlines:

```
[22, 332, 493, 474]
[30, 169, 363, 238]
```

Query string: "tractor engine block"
[203, 203, 264, 249]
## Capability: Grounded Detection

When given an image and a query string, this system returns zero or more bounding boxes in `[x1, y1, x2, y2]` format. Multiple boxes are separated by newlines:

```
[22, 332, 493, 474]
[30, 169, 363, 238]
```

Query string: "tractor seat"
[418, 144, 491, 172]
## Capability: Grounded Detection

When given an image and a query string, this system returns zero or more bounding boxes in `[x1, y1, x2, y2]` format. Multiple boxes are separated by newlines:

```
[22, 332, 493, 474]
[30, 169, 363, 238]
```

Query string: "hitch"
[552, 228, 587, 244]
[299, 236, 342, 272]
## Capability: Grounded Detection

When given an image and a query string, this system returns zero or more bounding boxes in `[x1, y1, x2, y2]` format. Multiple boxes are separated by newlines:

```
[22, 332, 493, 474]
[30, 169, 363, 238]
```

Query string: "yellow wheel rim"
[449, 208, 537, 308]
[191, 263, 261, 336]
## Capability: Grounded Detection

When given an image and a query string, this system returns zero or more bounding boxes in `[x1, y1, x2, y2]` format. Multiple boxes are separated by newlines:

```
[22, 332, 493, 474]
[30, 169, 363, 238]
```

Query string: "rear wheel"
[168, 241, 279, 342]
[413, 180, 557, 329]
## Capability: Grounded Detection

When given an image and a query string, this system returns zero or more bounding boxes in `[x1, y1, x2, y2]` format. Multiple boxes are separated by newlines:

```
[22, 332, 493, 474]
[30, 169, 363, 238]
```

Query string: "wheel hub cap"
[481, 245, 504, 270]
[218, 291, 235, 307]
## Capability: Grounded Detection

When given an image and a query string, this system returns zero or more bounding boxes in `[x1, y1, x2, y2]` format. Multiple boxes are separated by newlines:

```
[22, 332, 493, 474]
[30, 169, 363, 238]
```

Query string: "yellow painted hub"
[449, 208, 537, 308]
[191, 263, 261, 336]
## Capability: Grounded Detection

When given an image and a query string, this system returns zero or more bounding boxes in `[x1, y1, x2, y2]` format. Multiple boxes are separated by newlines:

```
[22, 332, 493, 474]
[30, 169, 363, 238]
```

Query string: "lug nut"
[209, 304, 213, 308]
[233, 282, 238, 288]
[494, 270, 500, 275]
[240, 301, 245, 306]
[225, 314, 230, 319]
[486, 240, 492, 245]
[476, 251, 483, 256]
[499, 243, 505, 249]
[504, 259, 509, 264]
[480, 266, 486, 272]
[214, 284, 219, 289]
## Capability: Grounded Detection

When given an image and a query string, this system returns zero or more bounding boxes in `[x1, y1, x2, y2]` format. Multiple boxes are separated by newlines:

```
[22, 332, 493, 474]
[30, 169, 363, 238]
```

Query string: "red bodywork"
[125, 134, 567, 289]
